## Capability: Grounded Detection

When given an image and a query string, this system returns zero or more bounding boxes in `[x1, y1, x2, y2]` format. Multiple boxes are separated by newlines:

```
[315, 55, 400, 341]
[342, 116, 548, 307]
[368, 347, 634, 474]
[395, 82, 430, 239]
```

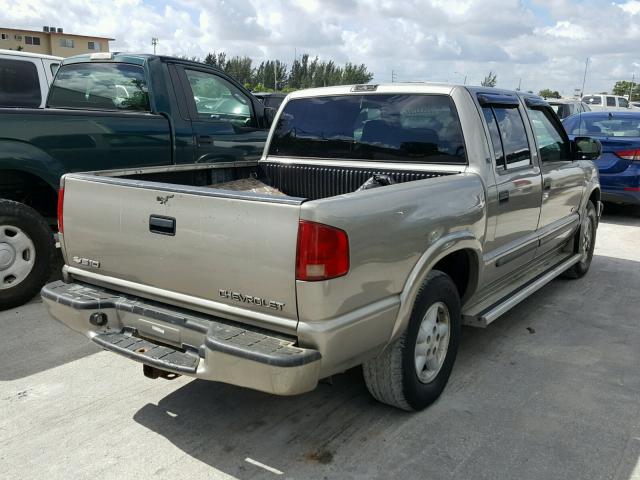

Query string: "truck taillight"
[57, 188, 64, 234]
[615, 149, 640, 161]
[296, 220, 349, 281]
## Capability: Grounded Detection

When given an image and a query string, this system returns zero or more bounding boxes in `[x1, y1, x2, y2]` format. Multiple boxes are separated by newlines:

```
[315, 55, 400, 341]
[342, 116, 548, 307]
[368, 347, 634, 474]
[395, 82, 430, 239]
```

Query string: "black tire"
[362, 270, 461, 411]
[0, 200, 55, 310]
[564, 200, 597, 279]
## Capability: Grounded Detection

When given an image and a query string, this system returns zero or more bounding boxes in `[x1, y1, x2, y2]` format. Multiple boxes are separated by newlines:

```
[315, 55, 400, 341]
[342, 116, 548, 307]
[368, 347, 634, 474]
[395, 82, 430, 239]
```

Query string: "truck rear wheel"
[0, 200, 55, 310]
[362, 270, 461, 411]
[564, 200, 597, 279]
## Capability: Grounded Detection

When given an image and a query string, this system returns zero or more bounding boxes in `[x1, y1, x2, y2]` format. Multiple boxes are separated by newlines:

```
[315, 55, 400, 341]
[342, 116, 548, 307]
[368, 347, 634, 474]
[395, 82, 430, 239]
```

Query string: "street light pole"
[151, 37, 158, 55]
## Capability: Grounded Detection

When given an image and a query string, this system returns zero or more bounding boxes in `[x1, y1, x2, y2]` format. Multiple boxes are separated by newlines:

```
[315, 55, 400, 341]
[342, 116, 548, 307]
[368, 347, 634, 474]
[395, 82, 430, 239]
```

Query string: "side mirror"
[573, 136, 602, 161]
[263, 107, 277, 128]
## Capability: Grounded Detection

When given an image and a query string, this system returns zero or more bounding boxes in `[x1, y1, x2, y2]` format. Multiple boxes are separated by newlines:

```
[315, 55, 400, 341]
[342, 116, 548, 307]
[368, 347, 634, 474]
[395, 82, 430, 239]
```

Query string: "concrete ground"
[1, 206, 639, 480]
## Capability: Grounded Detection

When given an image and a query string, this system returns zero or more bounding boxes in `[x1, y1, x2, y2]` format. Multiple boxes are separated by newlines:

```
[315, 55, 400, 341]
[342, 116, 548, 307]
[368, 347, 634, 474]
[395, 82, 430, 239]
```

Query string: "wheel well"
[588, 188, 600, 206]
[0, 170, 58, 225]
[432, 249, 478, 302]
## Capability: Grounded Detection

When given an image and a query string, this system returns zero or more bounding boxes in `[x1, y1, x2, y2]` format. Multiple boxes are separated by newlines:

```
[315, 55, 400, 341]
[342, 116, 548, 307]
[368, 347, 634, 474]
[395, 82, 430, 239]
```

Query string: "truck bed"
[97, 160, 453, 200]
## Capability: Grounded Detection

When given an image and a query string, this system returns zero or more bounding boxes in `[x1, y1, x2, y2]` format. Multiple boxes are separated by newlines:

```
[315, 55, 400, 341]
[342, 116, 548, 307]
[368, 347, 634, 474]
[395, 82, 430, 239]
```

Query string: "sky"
[1, 0, 639, 96]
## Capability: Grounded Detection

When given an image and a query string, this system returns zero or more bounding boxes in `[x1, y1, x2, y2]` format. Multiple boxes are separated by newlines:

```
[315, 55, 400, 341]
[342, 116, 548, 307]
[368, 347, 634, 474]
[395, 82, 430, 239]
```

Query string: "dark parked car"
[0, 52, 274, 310]
[563, 111, 640, 206]
[252, 92, 287, 109]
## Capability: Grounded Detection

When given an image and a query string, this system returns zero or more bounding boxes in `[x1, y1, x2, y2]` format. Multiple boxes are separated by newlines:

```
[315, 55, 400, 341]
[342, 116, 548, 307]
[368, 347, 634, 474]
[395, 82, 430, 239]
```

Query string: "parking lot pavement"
[1, 207, 639, 480]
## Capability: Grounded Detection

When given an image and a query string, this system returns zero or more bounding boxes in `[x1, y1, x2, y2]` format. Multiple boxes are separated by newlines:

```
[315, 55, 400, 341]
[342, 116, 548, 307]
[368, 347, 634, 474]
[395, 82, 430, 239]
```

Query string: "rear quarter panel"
[296, 172, 487, 323]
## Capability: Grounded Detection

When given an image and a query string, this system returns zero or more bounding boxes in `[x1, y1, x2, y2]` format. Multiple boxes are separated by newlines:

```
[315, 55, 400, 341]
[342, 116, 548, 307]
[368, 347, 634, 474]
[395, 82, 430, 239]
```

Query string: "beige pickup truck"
[42, 84, 602, 410]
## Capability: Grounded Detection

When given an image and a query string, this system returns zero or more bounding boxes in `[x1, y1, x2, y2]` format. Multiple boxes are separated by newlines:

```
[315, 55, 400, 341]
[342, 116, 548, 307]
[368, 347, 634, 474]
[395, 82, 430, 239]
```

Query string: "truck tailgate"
[60, 175, 303, 330]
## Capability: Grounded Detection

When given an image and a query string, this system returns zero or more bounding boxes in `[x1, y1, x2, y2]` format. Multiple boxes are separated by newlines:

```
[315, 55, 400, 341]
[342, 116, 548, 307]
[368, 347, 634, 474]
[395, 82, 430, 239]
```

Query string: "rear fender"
[389, 231, 482, 342]
[0, 140, 66, 190]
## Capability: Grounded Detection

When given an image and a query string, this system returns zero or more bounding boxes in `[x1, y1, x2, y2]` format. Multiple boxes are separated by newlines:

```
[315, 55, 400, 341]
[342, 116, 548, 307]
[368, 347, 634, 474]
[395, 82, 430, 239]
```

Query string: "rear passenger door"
[175, 65, 268, 164]
[479, 93, 542, 285]
[524, 98, 584, 257]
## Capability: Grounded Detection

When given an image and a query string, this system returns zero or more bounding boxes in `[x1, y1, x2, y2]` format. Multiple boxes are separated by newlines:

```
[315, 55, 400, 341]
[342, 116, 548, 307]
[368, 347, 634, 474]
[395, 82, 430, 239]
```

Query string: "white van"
[0, 49, 62, 108]
[581, 94, 636, 111]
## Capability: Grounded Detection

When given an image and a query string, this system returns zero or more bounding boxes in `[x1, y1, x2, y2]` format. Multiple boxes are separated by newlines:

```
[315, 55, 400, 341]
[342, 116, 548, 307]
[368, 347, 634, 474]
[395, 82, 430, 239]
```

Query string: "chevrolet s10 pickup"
[43, 84, 602, 410]
[0, 52, 273, 309]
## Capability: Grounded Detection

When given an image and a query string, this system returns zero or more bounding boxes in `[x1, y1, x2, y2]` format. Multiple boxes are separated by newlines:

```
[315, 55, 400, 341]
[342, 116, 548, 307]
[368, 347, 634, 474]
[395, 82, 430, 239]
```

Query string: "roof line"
[0, 26, 114, 40]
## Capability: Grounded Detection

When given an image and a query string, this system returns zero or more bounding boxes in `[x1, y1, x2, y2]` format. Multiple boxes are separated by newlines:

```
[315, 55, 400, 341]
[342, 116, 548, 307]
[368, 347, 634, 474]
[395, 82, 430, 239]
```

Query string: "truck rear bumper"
[41, 281, 322, 396]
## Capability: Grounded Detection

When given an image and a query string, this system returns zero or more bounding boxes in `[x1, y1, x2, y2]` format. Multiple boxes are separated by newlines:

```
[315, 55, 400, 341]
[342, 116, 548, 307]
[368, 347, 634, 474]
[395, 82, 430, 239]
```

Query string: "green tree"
[204, 52, 227, 68]
[481, 71, 497, 87]
[612, 80, 640, 101]
[197, 50, 374, 92]
[538, 89, 561, 99]
[224, 56, 253, 86]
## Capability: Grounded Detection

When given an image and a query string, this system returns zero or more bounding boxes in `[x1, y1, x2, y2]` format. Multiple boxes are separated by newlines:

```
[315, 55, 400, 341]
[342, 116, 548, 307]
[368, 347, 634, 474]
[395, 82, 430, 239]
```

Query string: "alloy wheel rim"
[414, 301, 450, 383]
[0, 226, 36, 290]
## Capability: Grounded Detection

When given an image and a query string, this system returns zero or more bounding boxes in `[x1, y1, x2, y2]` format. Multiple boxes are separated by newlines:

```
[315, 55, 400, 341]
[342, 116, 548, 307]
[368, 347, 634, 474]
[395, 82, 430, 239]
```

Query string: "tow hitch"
[143, 364, 181, 380]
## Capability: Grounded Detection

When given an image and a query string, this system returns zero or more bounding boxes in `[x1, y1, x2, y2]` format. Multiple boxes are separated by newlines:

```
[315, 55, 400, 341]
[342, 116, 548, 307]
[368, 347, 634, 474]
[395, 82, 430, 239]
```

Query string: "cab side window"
[0, 58, 41, 108]
[606, 96, 616, 107]
[618, 97, 629, 108]
[184, 69, 254, 127]
[482, 105, 531, 169]
[526, 107, 570, 162]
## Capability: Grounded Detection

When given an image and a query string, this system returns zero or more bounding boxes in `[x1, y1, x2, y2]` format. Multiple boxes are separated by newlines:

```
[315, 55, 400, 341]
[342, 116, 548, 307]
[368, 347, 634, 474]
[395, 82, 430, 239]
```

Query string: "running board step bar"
[463, 254, 582, 328]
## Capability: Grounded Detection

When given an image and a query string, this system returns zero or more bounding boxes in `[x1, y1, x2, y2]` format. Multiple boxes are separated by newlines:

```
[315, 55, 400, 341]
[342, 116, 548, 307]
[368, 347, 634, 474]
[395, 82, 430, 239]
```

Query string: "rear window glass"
[564, 115, 640, 137]
[48, 63, 150, 111]
[583, 96, 601, 105]
[607, 97, 617, 107]
[0, 58, 41, 108]
[269, 94, 466, 164]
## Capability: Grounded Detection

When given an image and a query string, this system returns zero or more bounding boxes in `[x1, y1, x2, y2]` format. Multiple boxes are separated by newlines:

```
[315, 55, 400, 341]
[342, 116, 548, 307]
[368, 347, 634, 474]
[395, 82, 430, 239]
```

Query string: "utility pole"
[629, 72, 635, 100]
[580, 57, 590, 98]
[454, 71, 467, 85]
[151, 37, 158, 55]
[517, 78, 522, 91]
[274, 61, 278, 92]
[391, 70, 397, 83]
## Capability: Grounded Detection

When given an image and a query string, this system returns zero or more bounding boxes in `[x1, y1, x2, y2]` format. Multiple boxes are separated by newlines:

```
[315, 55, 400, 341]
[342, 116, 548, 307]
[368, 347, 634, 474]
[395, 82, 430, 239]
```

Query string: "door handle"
[149, 215, 176, 236]
[498, 190, 510, 203]
[543, 178, 552, 190]
[197, 135, 213, 145]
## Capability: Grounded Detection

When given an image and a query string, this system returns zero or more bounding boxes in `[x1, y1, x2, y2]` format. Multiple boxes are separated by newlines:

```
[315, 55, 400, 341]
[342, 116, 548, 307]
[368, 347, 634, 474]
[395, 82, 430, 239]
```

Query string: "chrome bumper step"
[93, 331, 200, 373]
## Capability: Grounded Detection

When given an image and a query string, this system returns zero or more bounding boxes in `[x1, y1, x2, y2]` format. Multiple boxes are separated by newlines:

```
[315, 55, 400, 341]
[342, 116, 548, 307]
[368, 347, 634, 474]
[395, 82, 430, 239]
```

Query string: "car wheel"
[564, 200, 597, 279]
[362, 270, 461, 411]
[0, 200, 55, 310]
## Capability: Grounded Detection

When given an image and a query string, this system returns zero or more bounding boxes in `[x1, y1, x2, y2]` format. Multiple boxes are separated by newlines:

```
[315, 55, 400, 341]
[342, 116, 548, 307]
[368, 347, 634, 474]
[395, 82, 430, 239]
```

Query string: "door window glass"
[184, 69, 253, 126]
[527, 107, 570, 162]
[482, 107, 505, 167]
[0, 58, 41, 107]
[492, 107, 531, 168]
[606, 96, 616, 107]
[618, 97, 629, 108]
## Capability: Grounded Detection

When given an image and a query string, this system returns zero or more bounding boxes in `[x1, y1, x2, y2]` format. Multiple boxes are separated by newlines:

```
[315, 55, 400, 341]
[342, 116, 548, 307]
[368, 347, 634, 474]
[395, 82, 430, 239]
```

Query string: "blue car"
[563, 111, 640, 206]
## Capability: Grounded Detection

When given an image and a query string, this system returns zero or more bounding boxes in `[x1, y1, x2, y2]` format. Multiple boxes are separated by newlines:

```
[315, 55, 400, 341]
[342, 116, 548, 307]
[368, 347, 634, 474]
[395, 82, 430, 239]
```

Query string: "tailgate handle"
[149, 215, 176, 236]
